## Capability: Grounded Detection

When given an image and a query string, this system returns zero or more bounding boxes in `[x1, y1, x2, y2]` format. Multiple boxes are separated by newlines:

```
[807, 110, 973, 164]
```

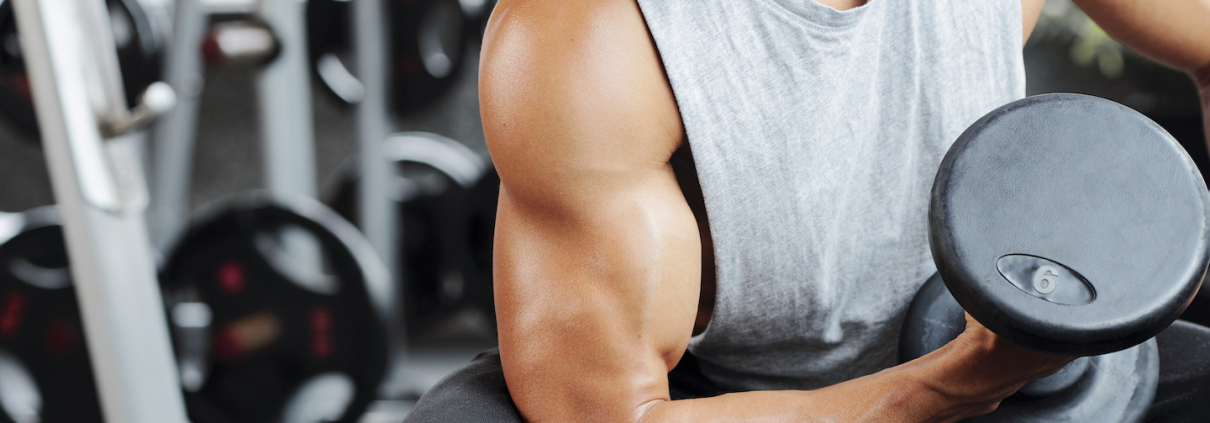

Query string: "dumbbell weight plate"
[0, 0, 162, 141]
[930, 94, 1210, 356]
[900, 273, 1159, 423]
[160, 194, 390, 423]
[0, 207, 103, 423]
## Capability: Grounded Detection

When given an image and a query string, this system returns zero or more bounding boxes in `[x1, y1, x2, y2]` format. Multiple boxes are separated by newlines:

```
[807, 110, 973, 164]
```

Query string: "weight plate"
[390, 0, 467, 113]
[0, 207, 104, 423]
[306, 0, 468, 114]
[899, 273, 966, 364]
[0, 0, 162, 141]
[1, 198, 394, 423]
[929, 94, 1210, 355]
[970, 341, 1157, 423]
[160, 193, 390, 423]
[326, 132, 498, 337]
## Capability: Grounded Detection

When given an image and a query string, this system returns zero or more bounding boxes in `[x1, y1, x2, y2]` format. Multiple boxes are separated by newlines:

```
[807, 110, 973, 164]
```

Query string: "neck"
[814, 0, 868, 11]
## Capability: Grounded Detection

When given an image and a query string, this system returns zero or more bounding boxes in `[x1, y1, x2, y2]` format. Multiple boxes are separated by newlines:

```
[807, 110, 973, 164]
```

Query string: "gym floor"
[0, 1, 1205, 417]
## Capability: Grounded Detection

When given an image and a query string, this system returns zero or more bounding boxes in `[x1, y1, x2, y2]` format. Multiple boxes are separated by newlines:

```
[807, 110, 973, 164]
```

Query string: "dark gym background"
[0, 30, 487, 216]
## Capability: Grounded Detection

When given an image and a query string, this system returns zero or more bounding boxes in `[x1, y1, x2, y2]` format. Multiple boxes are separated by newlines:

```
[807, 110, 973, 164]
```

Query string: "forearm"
[639, 368, 958, 423]
[639, 334, 1049, 423]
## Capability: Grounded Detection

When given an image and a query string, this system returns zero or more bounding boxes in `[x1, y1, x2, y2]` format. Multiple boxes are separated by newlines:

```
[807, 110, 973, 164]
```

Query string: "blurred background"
[0, 0, 1204, 422]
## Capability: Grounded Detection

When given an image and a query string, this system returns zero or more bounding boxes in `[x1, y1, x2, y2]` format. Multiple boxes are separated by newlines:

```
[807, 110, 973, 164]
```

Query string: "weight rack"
[11, 0, 188, 421]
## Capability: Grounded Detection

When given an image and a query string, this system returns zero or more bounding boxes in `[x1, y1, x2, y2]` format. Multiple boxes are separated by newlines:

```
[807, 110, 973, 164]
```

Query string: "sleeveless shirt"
[634, 0, 1026, 391]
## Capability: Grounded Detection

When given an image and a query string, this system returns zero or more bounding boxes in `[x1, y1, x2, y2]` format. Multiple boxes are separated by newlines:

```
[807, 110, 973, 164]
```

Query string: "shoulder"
[480, 0, 662, 114]
[479, 0, 683, 206]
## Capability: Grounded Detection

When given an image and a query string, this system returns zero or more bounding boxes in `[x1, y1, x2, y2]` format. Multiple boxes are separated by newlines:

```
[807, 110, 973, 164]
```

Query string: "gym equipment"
[15, 0, 188, 420]
[152, 1, 404, 419]
[150, 0, 208, 248]
[932, 94, 1207, 354]
[161, 193, 391, 423]
[900, 94, 1209, 422]
[901, 274, 1159, 422]
[7, 1, 386, 419]
[305, 0, 358, 103]
[328, 132, 498, 335]
[0, 195, 393, 423]
[0, 0, 163, 140]
[0, 208, 102, 423]
[1146, 319, 1210, 420]
[306, 0, 469, 113]
[151, 0, 320, 247]
[201, 20, 281, 68]
[388, 0, 467, 112]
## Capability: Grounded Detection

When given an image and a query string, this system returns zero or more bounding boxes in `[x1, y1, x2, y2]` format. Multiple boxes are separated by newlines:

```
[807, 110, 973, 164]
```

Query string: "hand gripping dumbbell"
[900, 94, 1210, 422]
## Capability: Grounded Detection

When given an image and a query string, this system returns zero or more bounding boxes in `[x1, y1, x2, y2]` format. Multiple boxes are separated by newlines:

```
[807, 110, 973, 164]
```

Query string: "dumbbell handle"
[901, 273, 1089, 396]
[901, 272, 1160, 423]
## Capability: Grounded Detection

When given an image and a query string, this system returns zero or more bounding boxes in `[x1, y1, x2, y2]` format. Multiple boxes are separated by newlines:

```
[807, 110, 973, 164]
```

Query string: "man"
[410, 0, 1210, 421]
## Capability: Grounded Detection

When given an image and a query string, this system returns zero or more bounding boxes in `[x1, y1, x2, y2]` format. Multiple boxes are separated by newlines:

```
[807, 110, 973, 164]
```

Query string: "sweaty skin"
[480, 0, 1210, 422]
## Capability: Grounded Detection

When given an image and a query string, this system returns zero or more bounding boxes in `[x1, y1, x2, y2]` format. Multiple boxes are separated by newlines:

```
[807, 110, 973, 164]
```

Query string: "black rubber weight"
[929, 93, 1210, 356]
[160, 193, 390, 423]
[0, 208, 104, 423]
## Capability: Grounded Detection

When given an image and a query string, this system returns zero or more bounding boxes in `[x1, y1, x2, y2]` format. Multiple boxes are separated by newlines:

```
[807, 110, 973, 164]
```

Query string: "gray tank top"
[635, 0, 1025, 391]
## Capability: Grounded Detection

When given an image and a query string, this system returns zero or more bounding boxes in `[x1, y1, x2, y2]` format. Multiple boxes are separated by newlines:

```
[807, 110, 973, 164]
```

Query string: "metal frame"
[257, 0, 317, 199]
[355, 0, 406, 365]
[150, 0, 208, 248]
[11, 0, 188, 421]
[153, 0, 321, 246]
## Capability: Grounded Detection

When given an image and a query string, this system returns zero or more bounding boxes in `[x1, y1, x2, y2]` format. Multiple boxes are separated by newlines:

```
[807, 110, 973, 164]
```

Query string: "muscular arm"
[482, 1, 1070, 421]
[1072, 0, 1210, 147]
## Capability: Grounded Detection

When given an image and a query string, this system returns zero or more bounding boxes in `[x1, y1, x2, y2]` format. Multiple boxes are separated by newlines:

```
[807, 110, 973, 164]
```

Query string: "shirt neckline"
[762, 0, 877, 28]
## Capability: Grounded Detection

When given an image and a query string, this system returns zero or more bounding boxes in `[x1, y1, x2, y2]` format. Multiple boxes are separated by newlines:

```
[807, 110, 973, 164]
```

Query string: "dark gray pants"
[404, 320, 1210, 422]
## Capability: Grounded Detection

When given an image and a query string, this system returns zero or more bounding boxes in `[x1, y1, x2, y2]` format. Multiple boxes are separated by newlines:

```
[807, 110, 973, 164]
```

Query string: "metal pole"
[11, 0, 188, 421]
[150, 0, 208, 248]
[355, 0, 404, 359]
[257, 0, 317, 198]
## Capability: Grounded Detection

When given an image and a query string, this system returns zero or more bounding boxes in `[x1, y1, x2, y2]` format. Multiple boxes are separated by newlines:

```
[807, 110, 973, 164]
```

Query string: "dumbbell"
[0, 0, 163, 141]
[900, 94, 1209, 422]
[0, 195, 391, 423]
